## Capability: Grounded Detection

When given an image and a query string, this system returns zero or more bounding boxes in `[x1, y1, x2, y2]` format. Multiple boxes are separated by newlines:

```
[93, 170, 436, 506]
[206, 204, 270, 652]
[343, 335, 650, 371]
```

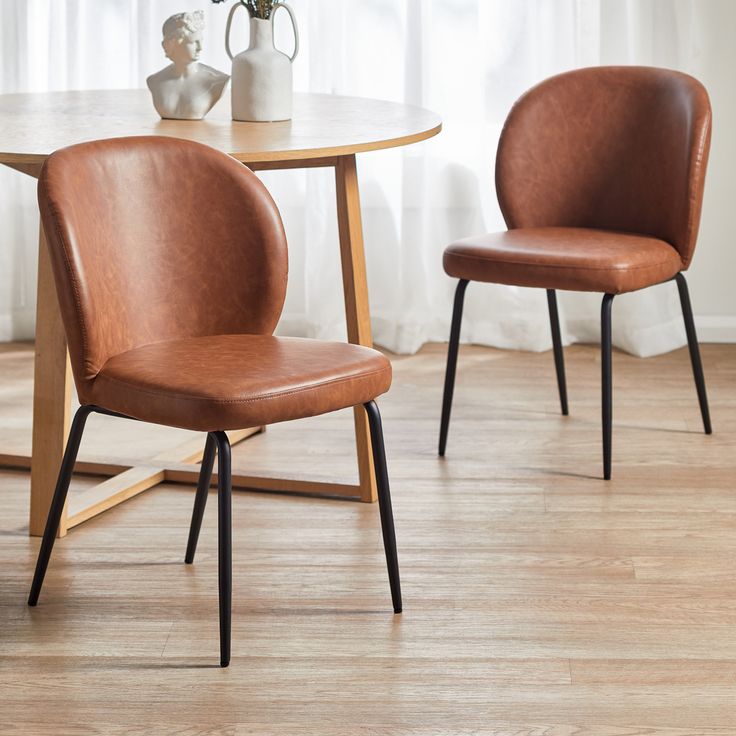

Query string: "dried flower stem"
[211, 0, 275, 20]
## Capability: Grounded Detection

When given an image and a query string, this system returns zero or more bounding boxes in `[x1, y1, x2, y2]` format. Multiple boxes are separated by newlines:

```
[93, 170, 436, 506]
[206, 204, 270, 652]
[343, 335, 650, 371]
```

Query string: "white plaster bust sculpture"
[147, 11, 229, 120]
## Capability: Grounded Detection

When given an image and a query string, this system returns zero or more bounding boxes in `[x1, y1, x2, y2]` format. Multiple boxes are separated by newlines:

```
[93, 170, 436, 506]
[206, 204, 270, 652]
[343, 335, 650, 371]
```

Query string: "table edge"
[0, 124, 442, 166]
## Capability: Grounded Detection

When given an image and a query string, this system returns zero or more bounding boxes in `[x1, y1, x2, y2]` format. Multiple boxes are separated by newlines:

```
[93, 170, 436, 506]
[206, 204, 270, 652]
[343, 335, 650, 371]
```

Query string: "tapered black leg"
[212, 431, 232, 668]
[185, 434, 217, 564]
[364, 401, 402, 613]
[28, 406, 94, 606]
[601, 294, 615, 481]
[546, 289, 569, 416]
[675, 273, 712, 434]
[439, 279, 469, 456]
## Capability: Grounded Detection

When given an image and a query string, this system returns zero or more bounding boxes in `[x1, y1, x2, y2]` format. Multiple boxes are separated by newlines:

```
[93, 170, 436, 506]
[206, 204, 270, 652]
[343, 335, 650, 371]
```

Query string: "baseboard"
[695, 315, 736, 343]
[1, 311, 734, 345]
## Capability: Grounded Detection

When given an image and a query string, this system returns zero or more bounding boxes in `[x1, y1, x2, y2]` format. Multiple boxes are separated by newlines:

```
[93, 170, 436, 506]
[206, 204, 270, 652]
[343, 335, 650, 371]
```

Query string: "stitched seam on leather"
[44, 198, 92, 376]
[446, 252, 678, 272]
[95, 365, 391, 404]
[683, 109, 711, 266]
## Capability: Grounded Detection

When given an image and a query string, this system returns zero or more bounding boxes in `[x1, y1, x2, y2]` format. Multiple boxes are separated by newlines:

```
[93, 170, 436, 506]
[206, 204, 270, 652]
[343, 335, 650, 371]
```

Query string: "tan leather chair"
[439, 66, 713, 479]
[28, 136, 401, 667]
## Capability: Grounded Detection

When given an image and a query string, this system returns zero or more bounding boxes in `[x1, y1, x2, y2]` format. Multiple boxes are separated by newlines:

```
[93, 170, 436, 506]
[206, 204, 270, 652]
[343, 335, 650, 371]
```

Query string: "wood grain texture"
[1, 341, 735, 734]
[0, 90, 441, 166]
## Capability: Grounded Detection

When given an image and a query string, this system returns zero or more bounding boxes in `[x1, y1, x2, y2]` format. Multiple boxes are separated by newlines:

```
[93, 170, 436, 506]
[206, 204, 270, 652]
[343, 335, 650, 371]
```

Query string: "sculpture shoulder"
[146, 65, 176, 89]
[198, 64, 230, 87]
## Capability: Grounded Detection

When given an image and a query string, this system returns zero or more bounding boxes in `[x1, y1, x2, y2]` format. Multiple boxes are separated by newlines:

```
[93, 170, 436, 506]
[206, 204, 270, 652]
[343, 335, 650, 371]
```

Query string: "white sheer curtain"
[0, 0, 707, 355]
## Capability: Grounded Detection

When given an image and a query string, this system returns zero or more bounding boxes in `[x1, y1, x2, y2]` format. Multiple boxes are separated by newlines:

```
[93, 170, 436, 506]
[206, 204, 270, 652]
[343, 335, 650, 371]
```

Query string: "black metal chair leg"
[675, 273, 712, 434]
[364, 401, 402, 614]
[28, 405, 94, 606]
[546, 289, 569, 416]
[601, 294, 615, 481]
[211, 431, 232, 668]
[185, 434, 217, 564]
[439, 279, 469, 456]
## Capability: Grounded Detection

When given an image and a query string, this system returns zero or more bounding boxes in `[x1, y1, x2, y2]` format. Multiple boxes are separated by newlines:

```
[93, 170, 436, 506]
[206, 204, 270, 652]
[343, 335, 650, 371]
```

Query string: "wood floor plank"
[1, 342, 735, 733]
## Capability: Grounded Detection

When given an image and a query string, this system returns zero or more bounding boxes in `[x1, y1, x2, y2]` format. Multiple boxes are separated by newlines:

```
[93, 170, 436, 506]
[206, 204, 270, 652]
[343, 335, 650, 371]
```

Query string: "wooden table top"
[0, 90, 442, 165]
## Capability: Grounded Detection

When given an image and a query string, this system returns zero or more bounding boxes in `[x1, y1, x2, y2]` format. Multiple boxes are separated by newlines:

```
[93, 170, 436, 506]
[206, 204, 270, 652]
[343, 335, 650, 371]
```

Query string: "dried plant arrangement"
[211, 0, 276, 20]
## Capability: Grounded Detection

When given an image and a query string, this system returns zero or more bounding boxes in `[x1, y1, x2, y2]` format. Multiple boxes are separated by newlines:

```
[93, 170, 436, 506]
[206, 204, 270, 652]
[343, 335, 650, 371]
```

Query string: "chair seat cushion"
[443, 227, 683, 294]
[85, 334, 392, 432]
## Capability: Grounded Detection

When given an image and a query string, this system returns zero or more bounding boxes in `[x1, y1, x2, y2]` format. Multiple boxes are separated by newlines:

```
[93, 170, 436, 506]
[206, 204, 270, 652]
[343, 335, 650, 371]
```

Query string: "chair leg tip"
[393, 606, 402, 614]
[220, 660, 230, 668]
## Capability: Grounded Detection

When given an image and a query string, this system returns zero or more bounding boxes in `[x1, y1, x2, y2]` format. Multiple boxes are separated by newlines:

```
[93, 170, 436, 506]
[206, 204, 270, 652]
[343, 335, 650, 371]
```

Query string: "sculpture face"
[161, 11, 205, 66]
[165, 30, 203, 65]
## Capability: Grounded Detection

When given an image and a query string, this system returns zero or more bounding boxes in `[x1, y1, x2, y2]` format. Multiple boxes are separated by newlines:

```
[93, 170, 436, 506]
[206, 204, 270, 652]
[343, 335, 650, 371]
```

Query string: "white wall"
[598, 0, 736, 340]
[680, 2, 736, 339]
[0, 0, 734, 346]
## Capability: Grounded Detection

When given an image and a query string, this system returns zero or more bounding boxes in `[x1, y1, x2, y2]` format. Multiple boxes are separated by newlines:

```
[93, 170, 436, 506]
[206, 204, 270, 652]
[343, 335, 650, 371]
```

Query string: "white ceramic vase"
[225, 2, 299, 122]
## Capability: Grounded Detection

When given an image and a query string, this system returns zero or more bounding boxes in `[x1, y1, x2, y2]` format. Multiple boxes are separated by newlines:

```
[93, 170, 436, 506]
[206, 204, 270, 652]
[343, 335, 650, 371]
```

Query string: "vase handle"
[225, 1, 247, 61]
[272, 2, 299, 62]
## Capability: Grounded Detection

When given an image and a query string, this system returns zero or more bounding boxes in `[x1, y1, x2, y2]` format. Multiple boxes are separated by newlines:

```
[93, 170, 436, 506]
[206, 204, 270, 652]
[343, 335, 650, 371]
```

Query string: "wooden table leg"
[29, 224, 73, 537]
[335, 155, 378, 503]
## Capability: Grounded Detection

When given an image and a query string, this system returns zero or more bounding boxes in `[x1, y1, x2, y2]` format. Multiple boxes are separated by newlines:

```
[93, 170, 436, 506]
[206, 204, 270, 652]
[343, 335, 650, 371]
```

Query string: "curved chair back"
[38, 136, 288, 391]
[495, 66, 712, 267]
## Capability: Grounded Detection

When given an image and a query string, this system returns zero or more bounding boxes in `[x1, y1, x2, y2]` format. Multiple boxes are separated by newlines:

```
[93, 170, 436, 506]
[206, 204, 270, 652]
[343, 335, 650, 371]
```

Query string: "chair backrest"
[495, 66, 712, 267]
[38, 136, 288, 392]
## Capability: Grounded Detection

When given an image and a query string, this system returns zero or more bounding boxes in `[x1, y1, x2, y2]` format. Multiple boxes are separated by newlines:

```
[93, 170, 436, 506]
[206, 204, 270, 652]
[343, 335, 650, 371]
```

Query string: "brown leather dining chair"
[28, 136, 401, 667]
[438, 66, 712, 479]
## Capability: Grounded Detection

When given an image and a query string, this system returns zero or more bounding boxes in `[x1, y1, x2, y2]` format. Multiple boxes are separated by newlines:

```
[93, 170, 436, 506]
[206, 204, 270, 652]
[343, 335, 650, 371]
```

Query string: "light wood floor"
[1, 340, 735, 735]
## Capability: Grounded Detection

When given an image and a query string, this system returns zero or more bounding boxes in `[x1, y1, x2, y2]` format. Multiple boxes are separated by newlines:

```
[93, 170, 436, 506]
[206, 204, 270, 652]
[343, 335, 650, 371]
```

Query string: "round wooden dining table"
[0, 90, 441, 537]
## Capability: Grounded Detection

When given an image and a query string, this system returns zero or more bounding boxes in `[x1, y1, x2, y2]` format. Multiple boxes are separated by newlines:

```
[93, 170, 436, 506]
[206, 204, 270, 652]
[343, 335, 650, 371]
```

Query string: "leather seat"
[89, 334, 392, 432]
[443, 227, 683, 295]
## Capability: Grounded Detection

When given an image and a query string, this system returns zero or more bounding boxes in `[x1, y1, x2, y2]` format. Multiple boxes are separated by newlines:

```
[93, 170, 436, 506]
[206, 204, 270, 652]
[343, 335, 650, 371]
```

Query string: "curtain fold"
[0, 0, 702, 356]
